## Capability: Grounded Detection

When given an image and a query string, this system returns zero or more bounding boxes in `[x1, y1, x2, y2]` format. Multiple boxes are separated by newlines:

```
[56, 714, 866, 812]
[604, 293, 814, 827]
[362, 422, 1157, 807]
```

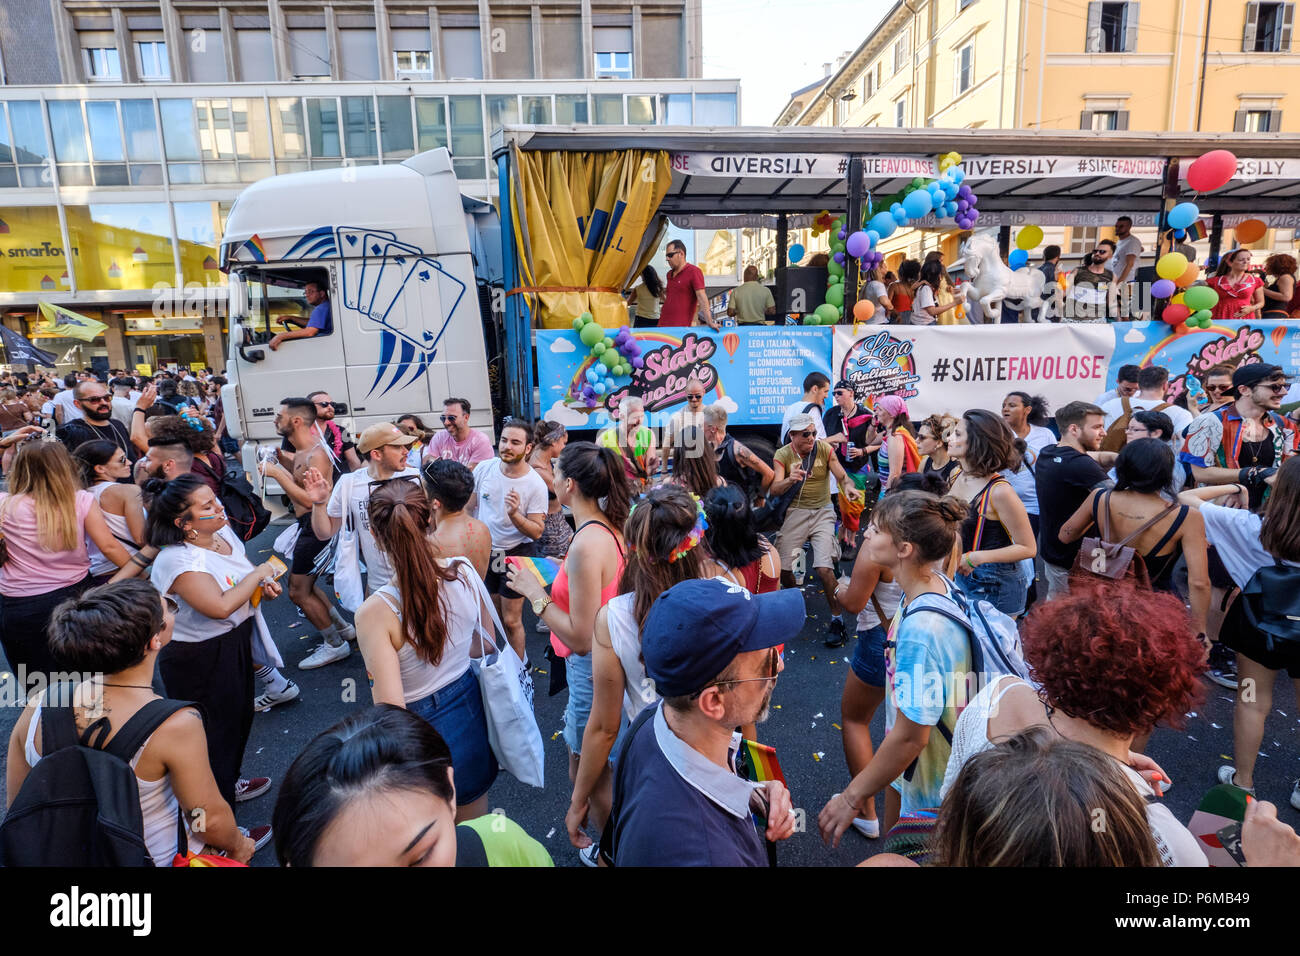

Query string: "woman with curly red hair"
[1261, 253, 1298, 319]
[937, 579, 1208, 866]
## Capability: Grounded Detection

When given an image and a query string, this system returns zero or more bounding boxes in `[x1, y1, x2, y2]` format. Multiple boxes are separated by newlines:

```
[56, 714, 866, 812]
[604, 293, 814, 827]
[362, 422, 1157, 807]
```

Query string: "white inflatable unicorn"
[960, 232, 1048, 323]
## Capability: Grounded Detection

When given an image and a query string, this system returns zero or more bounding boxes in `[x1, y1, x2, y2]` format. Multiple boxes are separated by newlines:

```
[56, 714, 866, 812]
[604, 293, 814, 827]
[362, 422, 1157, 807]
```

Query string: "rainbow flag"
[740, 739, 787, 786]
[505, 555, 561, 589]
[1185, 219, 1209, 242]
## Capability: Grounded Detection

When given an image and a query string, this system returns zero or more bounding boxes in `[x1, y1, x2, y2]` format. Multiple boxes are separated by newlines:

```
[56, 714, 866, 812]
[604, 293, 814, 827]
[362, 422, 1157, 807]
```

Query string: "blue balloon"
[586, 369, 599, 384]
[595, 362, 608, 376]
[593, 381, 606, 395]
[788, 243, 806, 262]
[892, 209, 908, 225]
[1167, 202, 1199, 230]
[865, 229, 880, 248]
[949, 167, 965, 184]
[943, 201, 957, 218]
[868, 211, 897, 239]
[1174, 228, 1186, 239]
[902, 189, 934, 219]
[1008, 249, 1029, 269]
[941, 181, 959, 200]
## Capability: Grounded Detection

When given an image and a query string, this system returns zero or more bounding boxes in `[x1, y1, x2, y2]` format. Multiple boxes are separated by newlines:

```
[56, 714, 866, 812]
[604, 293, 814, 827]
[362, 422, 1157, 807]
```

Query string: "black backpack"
[194, 455, 271, 542]
[0, 688, 193, 867]
[1240, 559, 1300, 653]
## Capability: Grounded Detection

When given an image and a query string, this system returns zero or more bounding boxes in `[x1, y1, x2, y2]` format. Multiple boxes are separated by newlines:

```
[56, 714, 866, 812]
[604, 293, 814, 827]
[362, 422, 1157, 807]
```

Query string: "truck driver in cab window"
[270, 281, 332, 351]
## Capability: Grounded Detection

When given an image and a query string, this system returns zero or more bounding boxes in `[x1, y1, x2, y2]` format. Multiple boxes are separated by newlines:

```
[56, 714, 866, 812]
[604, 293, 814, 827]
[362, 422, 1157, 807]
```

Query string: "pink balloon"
[1187, 150, 1237, 193]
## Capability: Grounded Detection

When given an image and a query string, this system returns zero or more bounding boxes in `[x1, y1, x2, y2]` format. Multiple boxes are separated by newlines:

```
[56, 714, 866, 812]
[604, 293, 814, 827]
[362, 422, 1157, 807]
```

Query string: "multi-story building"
[0, 0, 735, 371]
[773, 0, 1299, 274]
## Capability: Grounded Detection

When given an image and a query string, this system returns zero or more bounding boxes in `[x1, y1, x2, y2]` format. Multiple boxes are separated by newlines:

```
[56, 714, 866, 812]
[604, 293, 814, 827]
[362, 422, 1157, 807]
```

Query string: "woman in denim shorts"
[354, 479, 498, 819]
[946, 410, 1037, 618]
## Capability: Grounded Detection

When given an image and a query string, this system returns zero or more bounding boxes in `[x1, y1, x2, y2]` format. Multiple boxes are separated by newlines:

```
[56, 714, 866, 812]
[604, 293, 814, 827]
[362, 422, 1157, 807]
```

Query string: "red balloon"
[1163, 304, 1191, 325]
[1187, 150, 1238, 193]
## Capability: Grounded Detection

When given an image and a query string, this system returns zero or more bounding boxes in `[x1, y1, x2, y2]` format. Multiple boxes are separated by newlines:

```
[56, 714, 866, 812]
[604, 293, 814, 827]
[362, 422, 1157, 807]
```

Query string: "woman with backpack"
[146, 475, 282, 810]
[4, 580, 260, 865]
[1179, 458, 1300, 810]
[353, 479, 498, 823]
[1060, 438, 1210, 640]
[817, 488, 974, 847]
[0, 441, 133, 677]
[946, 409, 1037, 618]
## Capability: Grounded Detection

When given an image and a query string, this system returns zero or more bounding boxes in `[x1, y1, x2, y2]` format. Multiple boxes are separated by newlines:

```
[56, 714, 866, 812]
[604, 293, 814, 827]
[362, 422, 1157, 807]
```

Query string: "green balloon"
[802, 313, 819, 325]
[580, 312, 593, 323]
[1191, 309, 1212, 324]
[815, 303, 839, 323]
[593, 341, 606, 354]
[579, 322, 603, 347]
[827, 261, 845, 277]
[825, 284, 845, 307]
[1183, 286, 1220, 312]
[603, 338, 617, 351]
[830, 241, 845, 254]
[572, 317, 585, 330]
[828, 274, 842, 285]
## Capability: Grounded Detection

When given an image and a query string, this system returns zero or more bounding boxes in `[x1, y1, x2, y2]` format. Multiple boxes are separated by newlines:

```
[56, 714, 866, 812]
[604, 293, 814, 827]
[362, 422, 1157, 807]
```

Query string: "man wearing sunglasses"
[1182, 363, 1300, 512]
[663, 378, 707, 452]
[1198, 365, 1236, 413]
[56, 381, 138, 465]
[425, 397, 493, 470]
[660, 240, 720, 331]
[605, 579, 803, 866]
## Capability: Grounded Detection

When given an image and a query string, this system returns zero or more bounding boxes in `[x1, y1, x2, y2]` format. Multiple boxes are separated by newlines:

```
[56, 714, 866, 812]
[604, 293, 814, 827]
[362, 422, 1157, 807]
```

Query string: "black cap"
[834, 379, 854, 392]
[1232, 363, 1286, 392]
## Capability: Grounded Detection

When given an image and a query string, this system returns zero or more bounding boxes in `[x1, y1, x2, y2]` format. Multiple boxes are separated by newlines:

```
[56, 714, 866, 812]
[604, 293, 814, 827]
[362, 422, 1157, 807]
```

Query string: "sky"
[702, 0, 895, 125]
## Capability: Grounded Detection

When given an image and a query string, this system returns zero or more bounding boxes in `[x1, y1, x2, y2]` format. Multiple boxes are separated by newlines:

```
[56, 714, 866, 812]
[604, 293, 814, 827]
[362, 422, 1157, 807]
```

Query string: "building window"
[394, 50, 433, 77]
[1069, 227, 1100, 257]
[85, 48, 121, 81]
[864, 66, 875, 98]
[895, 97, 906, 127]
[1081, 109, 1128, 129]
[136, 41, 169, 80]
[960, 0, 978, 8]
[1245, 3, 1294, 52]
[893, 34, 909, 74]
[1236, 108, 1281, 131]
[1086, 2, 1136, 53]
[594, 51, 632, 79]
[956, 44, 974, 94]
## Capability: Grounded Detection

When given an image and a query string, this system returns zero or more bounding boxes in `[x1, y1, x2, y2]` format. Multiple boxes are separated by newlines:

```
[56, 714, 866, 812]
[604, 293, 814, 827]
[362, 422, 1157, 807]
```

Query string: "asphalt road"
[1, 518, 1297, 867]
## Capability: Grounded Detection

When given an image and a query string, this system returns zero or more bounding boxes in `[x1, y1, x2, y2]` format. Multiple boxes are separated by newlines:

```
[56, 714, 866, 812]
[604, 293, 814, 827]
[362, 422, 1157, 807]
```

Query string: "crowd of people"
[4, 350, 1300, 870]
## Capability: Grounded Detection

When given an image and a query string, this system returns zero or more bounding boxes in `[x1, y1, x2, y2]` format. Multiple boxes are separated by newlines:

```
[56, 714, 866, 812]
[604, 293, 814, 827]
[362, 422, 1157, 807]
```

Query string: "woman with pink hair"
[874, 394, 921, 491]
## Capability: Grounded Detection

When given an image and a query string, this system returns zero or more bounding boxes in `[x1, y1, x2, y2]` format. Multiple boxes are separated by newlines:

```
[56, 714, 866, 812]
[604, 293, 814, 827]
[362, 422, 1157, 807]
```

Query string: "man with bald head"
[727, 266, 776, 325]
[56, 379, 138, 463]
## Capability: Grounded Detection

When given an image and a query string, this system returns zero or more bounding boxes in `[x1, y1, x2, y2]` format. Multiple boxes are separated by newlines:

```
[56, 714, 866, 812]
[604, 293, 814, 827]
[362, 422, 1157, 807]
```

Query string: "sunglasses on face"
[1262, 382, 1290, 393]
[687, 394, 703, 402]
[1204, 384, 1230, 393]
[82, 395, 111, 403]
[792, 429, 816, 438]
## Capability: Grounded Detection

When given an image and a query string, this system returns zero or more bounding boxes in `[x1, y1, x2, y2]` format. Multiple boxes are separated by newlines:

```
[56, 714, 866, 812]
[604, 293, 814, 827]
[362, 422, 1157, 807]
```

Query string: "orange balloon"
[852, 299, 875, 322]
[1175, 262, 1201, 288]
[1235, 219, 1267, 244]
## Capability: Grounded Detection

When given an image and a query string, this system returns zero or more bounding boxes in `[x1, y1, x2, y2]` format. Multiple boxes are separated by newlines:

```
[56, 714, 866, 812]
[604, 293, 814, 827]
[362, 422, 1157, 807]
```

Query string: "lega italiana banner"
[832, 324, 1116, 419]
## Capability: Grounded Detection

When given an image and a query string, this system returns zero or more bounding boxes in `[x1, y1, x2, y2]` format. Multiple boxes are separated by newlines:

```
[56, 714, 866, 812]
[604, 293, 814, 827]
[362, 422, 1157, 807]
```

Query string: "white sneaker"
[577, 844, 601, 867]
[334, 623, 357, 643]
[299, 640, 350, 670]
[850, 817, 880, 839]
[254, 680, 300, 712]
[1217, 764, 1255, 795]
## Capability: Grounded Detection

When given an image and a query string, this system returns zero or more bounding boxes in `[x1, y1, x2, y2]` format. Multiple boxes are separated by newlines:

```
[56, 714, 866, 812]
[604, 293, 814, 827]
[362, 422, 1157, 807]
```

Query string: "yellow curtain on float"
[512, 147, 671, 329]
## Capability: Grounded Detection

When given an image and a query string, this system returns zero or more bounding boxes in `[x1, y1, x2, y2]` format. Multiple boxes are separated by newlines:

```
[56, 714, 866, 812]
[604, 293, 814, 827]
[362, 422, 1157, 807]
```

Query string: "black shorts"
[291, 513, 329, 576]
[485, 541, 538, 600]
[1220, 595, 1300, 678]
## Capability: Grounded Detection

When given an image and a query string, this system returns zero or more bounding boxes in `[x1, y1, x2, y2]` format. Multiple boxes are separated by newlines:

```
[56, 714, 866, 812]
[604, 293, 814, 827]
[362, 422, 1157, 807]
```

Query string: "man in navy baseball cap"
[604, 579, 804, 866]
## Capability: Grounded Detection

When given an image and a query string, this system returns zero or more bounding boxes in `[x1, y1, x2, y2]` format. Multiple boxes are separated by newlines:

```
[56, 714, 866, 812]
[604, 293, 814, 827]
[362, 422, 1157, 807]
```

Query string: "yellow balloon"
[1016, 225, 1043, 250]
[1156, 252, 1189, 280]
[1171, 292, 1185, 305]
[949, 151, 962, 165]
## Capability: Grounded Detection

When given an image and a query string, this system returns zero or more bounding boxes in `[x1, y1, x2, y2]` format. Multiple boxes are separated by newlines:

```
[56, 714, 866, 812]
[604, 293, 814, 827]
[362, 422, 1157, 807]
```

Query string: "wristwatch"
[531, 595, 552, 617]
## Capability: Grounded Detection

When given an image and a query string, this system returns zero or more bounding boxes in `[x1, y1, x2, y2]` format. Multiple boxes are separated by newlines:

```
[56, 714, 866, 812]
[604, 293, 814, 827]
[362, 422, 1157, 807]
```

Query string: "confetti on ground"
[773, 704, 781, 710]
[550, 731, 561, 740]
[1186, 712, 1198, 718]
[810, 656, 817, 661]
[832, 723, 842, 731]
[255, 748, 264, 755]
[1279, 711, 1288, 717]
[1211, 722, 1223, 729]
[283, 729, 288, 734]
[1220, 697, 1233, 703]
[1274, 740, 1281, 747]
[811, 722, 817, 728]
[1187, 735, 1197, 741]
[814, 712, 824, 719]
[535, 669, 547, 675]
[1219, 754, 1232, 760]
[829, 660, 838, 664]
[545, 828, 555, 839]
[288, 622, 302, 629]
[1258, 751, 1268, 757]
[813, 752, 824, 762]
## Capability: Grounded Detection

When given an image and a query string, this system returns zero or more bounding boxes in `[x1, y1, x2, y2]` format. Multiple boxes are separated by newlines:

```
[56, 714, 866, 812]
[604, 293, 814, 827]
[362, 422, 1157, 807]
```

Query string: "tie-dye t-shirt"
[884, 587, 974, 814]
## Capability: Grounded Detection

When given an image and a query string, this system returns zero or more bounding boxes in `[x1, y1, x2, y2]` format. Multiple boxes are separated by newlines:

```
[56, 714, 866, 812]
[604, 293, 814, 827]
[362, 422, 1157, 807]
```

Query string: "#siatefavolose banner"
[831, 323, 1116, 419]
[1106, 320, 1300, 409]
[537, 326, 833, 430]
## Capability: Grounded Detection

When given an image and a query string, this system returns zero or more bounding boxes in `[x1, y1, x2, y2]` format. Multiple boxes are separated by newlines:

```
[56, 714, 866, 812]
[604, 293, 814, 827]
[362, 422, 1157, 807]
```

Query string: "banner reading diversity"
[537, 326, 832, 429]
[832, 323, 1114, 419]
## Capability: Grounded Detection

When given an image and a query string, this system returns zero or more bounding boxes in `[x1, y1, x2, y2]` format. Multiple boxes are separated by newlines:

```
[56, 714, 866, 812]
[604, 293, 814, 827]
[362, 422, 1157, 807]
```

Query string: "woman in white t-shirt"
[354, 479, 498, 822]
[147, 475, 283, 812]
[862, 267, 891, 325]
[909, 259, 962, 326]
[72, 440, 145, 583]
[938, 580, 1208, 866]
[625, 265, 665, 327]
[1180, 462, 1300, 809]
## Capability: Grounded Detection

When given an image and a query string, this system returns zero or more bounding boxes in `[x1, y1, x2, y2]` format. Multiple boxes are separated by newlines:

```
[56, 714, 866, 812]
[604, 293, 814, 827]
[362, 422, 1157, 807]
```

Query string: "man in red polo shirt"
[661, 240, 720, 330]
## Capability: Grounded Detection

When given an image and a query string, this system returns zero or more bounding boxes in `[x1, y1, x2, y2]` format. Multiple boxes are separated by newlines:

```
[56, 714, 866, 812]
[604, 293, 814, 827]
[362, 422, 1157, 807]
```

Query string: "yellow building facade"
[772, 0, 1300, 274]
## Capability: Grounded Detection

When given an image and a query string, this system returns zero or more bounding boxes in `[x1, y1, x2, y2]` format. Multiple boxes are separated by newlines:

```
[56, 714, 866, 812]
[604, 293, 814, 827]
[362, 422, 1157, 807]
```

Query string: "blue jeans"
[407, 668, 499, 804]
[562, 650, 594, 754]
[849, 625, 888, 688]
[955, 560, 1027, 618]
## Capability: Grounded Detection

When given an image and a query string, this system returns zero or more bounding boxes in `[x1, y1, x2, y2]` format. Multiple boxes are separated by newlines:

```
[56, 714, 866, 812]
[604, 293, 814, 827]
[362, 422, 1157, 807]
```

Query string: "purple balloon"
[631, 356, 644, 368]
[838, 229, 847, 240]
[845, 230, 870, 258]
[968, 209, 980, 223]
[1150, 278, 1177, 299]
[620, 326, 631, 336]
[585, 397, 597, 408]
[968, 193, 979, 206]
[957, 185, 972, 200]
[957, 199, 969, 212]
[833, 251, 845, 264]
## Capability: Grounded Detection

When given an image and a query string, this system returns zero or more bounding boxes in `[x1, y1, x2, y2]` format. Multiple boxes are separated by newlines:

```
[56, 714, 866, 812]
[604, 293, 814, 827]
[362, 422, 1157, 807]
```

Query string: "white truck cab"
[219, 148, 496, 480]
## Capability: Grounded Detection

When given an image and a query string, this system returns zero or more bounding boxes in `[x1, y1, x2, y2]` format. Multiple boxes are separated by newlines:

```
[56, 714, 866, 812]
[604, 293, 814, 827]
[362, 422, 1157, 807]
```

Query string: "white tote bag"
[456, 560, 545, 789]
[332, 506, 365, 613]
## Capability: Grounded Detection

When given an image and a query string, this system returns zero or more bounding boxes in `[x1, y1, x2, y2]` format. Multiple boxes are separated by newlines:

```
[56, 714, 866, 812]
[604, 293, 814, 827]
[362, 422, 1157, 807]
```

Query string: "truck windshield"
[234, 269, 313, 347]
